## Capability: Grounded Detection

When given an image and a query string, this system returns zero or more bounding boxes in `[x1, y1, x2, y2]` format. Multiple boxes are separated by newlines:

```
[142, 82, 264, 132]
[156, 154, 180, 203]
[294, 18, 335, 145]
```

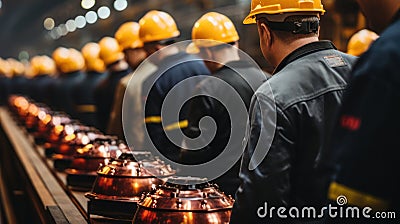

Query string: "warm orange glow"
[54, 125, 64, 135]
[98, 166, 111, 175]
[43, 114, 52, 125]
[76, 144, 93, 154]
[28, 104, 39, 116]
[64, 134, 76, 142]
[132, 182, 140, 191]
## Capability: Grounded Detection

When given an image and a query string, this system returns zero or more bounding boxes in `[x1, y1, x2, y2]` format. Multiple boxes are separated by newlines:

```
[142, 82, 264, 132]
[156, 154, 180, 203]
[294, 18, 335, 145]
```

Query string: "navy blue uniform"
[48, 71, 85, 117]
[181, 60, 267, 196]
[142, 52, 210, 162]
[28, 74, 56, 104]
[72, 71, 107, 128]
[328, 12, 400, 216]
[231, 42, 356, 224]
[0, 75, 10, 105]
[94, 68, 131, 133]
[9, 75, 29, 96]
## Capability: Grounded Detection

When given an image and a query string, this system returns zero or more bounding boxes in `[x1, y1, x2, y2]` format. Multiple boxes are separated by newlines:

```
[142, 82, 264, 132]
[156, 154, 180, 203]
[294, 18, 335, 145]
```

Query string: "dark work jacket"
[0, 75, 10, 105]
[327, 12, 400, 219]
[10, 75, 29, 96]
[180, 60, 268, 196]
[142, 52, 210, 162]
[231, 41, 357, 224]
[28, 74, 56, 104]
[94, 68, 131, 133]
[72, 71, 107, 128]
[48, 71, 85, 117]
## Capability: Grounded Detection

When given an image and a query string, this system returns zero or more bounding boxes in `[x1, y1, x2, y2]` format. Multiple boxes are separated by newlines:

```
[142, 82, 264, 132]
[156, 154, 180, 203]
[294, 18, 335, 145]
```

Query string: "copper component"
[85, 152, 175, 220]
[34, 112, 71, 145]
[45, 123, 101, 157]
[133, 177, 234, 224]
[63, 138, 128, 190]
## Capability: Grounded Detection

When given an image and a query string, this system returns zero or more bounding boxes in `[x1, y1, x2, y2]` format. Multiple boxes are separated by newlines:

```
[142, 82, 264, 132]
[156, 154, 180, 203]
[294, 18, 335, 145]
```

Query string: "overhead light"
[49, 30, 58, 40]
[66, 19, 77, 32]
[114, 0, 128, 11]
[97, 6, 110, 19]
[43, 17, 55, 30]
[81, 0, 95, 10]
[18, 51, 29, 61]
[59, 24, 68, 36]
[55, 26, 63, 37]
[85, 11, 98, 24]
[0, 1, 2, 9]
[75, 15, 87, 29]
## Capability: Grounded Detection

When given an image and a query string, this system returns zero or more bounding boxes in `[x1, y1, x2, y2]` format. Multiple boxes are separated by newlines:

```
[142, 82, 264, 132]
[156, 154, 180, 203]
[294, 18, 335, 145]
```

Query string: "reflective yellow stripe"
[75, 105, 97, 113]
[164, 120, 188, 131]
[145, 116, 188, 131]
[328, 182, 389, 210]
[145, 116, 162, 124]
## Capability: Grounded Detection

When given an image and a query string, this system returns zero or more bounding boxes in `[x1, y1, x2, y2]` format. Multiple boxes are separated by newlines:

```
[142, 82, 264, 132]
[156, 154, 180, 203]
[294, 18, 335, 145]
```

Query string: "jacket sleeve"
[180, 83, 217, 165]
[231, 90, 295, 223]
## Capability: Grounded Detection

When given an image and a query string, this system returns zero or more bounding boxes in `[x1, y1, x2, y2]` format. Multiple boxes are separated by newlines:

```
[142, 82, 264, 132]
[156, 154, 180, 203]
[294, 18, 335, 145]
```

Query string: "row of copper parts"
[7, 95, 234, 223]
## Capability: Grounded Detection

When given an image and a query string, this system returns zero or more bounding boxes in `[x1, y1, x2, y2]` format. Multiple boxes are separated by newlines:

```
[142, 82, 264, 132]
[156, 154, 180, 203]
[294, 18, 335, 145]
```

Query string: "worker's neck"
[271, 36, 319, 68]
[157, 45, 180, 61]
[108, 60, 129, 72]
[212, 49, 240, 72]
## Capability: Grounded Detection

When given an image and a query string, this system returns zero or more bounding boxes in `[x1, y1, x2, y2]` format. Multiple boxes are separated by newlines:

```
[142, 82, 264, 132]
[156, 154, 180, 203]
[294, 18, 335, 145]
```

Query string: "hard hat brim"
[243, 8, 325, 25]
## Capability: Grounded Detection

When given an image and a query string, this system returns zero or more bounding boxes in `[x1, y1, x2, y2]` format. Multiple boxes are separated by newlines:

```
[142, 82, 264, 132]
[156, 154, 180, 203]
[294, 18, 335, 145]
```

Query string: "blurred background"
[0, 0, 364, 70]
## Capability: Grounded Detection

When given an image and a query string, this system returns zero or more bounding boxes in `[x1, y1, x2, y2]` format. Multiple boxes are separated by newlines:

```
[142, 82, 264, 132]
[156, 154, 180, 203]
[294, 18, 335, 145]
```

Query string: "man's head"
[189, 12, 240, 73]
[52, 47, 85, 74]
[139, 10, 180, 58]
[347, 29, 379, 56]
[356, 0, 400, 34]
[98, 36, 125, 69]
[81, 42, 106, 73]
[244, 0, 325, 67]
[115, 22, 147, 68]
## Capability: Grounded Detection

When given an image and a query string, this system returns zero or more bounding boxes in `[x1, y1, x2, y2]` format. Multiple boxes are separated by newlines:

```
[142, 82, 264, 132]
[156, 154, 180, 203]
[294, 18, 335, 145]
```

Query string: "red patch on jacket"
[340, 115, 361, 131]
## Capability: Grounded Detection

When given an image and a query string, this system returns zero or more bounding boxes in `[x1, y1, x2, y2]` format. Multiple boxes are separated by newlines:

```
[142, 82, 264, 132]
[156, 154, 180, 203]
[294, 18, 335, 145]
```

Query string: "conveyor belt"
[0, 107, 88, 223]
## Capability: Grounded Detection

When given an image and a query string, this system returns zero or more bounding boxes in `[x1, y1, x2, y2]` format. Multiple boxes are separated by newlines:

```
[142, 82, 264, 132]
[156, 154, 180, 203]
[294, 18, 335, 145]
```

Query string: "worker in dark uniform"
[0, 58, 11, 105]
[108, 21, 148, 141]
[347, 29, 379, 57]
[49, 47, 85, 117]
[8, 58, 29, 96]
[138, 10, 210, 160]
[28, 55, 57, 104]
[94, 37, 131, 133]
[72, 42, 107, 128]
[328, 0, 400, 219]
[180, 12, 267, 196]
[230, 0, 357, 223]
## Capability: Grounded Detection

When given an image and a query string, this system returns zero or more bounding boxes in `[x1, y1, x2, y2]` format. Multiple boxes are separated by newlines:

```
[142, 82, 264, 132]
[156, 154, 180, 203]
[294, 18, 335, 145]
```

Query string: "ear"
[202, 47, 214, 62]
[257, 20, 272, 47]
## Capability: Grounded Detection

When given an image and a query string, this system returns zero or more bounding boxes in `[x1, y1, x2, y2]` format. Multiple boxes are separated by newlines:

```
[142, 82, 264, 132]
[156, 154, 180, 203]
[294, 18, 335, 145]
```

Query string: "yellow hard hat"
[7, 58, 25, 76]
[243, 0, 325, 24]
[98, 36, 125, 66]
[115, 22, 144, 50]
[347, 29, 379, 56]
[0, 58, 12, 77]
[191, 12, 239, 50]
[30, 55, 56, 76]
[81, 42, 106, 73]
[52, 47, 69, 65]
[139, 10, 180, 43]
[53, 48, 85, 74]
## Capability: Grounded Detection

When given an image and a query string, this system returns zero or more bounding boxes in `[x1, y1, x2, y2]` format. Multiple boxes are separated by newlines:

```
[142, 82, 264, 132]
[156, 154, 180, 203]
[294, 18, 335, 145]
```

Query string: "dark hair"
[208, 41, 237, 51]
[144, 38, 176, 47]
[257, 14, 319, 43]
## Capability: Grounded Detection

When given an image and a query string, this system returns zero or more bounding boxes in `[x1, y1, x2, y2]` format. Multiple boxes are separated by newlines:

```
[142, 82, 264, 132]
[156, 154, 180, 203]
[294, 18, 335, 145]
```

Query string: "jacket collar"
[273, 40, 337, 74]
[390, 9, 400, 24]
